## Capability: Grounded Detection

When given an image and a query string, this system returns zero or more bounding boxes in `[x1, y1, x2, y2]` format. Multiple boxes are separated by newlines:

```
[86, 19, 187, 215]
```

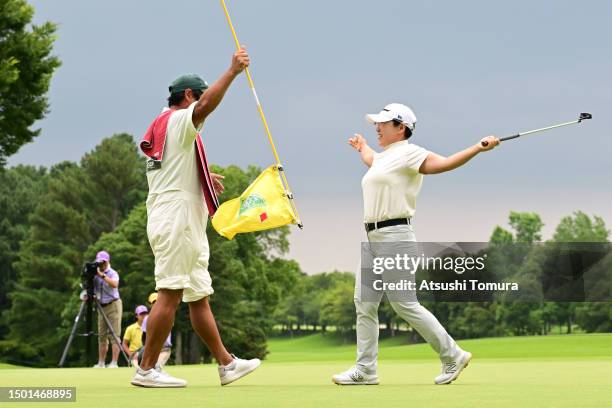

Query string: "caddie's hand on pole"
[478, 135, 500, 152]
[192, 46, 251, 126]
[230, 46, 250, 75]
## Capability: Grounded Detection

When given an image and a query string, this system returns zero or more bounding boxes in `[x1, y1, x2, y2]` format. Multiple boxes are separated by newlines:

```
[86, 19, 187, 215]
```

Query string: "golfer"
[132, 47, 260, 388]
[332, 103, 499, 386]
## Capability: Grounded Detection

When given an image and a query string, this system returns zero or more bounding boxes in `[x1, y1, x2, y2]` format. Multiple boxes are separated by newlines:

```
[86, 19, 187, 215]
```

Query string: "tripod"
[58, 289, 130, 367]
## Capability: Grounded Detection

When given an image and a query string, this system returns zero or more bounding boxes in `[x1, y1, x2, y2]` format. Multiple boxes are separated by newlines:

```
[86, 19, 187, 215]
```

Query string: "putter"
[482, 113, 592, 146]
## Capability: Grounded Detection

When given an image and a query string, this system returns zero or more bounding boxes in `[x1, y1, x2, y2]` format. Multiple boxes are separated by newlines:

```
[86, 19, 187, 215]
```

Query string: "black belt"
[100, 299, 118, 307]
[365, 217, 411, 232]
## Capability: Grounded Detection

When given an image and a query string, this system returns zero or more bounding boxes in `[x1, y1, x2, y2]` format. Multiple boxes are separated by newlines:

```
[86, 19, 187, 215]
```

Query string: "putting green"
[0, 334, 610, 408]
[266, 332, 612, 362]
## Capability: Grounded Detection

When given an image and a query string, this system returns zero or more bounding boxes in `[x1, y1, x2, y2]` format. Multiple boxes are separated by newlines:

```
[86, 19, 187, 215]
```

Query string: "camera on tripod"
[81, 261, 101, 296]
[60, 251, 129, 367]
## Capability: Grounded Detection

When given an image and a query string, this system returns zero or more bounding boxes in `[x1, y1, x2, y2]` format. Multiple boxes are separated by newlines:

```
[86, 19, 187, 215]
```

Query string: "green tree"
[0, 0, 61, 166]
[550, 212, 610, 333]
[378, 299, 401, 337]
[488, 212, 544, 281]
[497, 302, 541, 335]
[302, 290, 324, 332]
[489, 226, 514, 245]
[553, 211, 609, 243]
[272, 270, 357, 335]
[509, 211, 544, 243]
[319, 273, 355, 340]
[574, 303, 612, 332]
[273, 277, 307, 334]
[272, 297, 300, 334]
[80, 134, 147, 232]
[2, 135, 146, 366]
[0, 165, 47, 337]
[3, 162, 90, 365]
[449, 303, 497, 339]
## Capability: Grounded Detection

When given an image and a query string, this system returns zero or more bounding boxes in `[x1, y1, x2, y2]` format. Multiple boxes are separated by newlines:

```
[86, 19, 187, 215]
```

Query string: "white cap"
[365, 103, 418, 131]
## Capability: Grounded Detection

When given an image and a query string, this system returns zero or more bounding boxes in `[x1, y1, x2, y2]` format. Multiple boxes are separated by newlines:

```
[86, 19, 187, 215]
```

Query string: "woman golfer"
[332, 103, 499, 386]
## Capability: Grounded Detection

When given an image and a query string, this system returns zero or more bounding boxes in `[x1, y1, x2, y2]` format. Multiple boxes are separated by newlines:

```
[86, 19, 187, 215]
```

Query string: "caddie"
[133, 46, 260, 388]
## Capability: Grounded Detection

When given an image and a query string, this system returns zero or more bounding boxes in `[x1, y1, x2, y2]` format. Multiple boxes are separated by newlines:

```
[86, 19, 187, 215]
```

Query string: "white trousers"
[146, 191, 213, 303]
[354, 224, 460, 374]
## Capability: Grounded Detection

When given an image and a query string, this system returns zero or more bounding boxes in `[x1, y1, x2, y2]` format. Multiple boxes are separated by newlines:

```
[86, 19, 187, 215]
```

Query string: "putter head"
[579, 112, 592, 122]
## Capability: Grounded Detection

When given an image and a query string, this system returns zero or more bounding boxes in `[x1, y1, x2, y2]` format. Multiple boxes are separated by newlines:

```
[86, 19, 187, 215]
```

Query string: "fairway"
[1, 334, 610, 408]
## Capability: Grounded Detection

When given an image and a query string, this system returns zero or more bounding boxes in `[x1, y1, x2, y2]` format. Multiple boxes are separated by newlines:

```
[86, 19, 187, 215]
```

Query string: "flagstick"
[220, 0, 303, 228]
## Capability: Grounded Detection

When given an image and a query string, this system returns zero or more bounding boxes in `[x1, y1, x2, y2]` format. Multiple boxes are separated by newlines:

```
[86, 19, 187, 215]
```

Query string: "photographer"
[92, 250, 122, 368]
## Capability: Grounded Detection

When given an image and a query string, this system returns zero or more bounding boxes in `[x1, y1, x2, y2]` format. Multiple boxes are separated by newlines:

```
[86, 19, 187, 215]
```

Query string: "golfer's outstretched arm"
[192, 46, 250, 127]
[419, 136, 499, 174]
[349, 134, 375, 167]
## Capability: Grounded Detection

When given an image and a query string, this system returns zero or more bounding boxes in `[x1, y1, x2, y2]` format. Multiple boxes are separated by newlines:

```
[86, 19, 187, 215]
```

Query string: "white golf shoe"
[218, 355, 261, 386]
[106, 361, 118, 368]
[434, 350, 472, 385]
[332, 366, 379, 385]
[131, 366, 187, 388]
[92, 362, 105, 368]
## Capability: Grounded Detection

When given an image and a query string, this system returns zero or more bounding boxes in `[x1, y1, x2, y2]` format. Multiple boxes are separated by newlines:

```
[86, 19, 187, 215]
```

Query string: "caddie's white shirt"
[146, 102, 204, 200]
[361, 140, 430, 223]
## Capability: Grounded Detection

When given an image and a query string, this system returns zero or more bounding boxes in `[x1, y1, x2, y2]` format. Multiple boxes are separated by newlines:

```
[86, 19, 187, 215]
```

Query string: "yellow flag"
[212, 165, 297, 240]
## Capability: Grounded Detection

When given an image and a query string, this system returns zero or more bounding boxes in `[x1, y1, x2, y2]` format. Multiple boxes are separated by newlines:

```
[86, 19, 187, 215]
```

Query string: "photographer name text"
[372, 279, 519, 292]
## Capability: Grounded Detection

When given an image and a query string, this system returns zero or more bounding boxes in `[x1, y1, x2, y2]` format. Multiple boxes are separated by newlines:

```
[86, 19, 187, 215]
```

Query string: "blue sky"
[10, 0, 612, 273]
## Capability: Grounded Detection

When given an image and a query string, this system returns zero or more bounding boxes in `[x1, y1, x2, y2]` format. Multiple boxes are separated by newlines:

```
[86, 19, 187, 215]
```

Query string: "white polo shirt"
[361, 140, 430, 223]
[146, 102, 204, 200]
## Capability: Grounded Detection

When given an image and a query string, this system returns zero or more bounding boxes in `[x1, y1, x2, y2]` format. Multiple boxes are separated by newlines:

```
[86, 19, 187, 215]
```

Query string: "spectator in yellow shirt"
[123, 305, 148, 367]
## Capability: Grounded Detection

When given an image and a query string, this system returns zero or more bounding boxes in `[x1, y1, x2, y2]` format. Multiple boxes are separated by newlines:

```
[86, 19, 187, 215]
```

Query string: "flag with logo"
[211, 165, 298, 240]
[215, 1, 303, 237]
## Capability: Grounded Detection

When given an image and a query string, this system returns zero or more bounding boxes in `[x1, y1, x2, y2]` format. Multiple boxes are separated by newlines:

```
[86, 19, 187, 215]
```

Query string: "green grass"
[0, 363, 22, 370]
[267, 332, 612, 362]
[0, 334, 610, 408]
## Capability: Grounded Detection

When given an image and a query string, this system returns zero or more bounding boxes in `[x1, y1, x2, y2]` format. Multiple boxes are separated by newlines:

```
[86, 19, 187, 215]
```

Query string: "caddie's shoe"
[332, 366, 379, 385]
[434, 350, 472, 385]
[107, 361, 118, 368]
[92, 362, 105, 368]
[131, 367, 187, 388]
[219, 354, 261, 386]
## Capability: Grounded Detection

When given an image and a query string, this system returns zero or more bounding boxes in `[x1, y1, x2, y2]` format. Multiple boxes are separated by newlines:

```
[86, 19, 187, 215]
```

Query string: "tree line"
[271, 211, 612, 342]
[1, 135, 610, 367]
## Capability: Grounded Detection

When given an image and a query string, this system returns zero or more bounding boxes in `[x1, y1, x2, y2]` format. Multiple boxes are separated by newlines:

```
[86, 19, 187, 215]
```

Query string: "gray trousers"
[354, 224, 460, 374]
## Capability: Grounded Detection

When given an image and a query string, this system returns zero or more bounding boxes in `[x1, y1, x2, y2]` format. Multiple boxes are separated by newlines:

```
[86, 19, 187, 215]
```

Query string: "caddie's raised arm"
[192, 46, 250, 127]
